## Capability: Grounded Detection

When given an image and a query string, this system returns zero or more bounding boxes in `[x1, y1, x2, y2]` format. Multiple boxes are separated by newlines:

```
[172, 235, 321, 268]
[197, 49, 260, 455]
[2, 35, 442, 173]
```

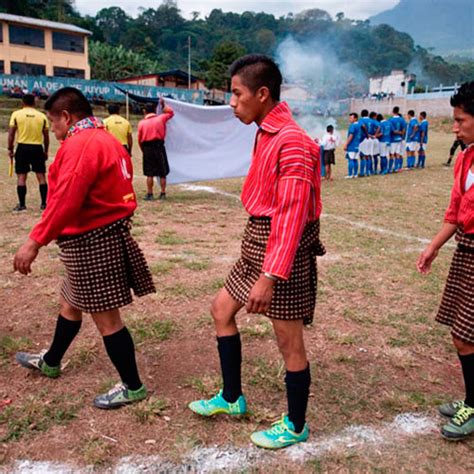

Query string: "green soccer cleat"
[93, 383, 147, 409]
[439, 400, 465, 418]
[441, 405, 474, 440]
[15, 350, 61, 378]
[188, 389, 247, 417]
[250, 414, 309, 449]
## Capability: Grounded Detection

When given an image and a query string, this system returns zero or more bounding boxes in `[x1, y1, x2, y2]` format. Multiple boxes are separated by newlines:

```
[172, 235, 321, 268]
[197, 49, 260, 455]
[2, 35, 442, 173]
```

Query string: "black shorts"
[142, 140, 170, 178]
[323, 149, 335, 165]
[15, 144, 46, 174]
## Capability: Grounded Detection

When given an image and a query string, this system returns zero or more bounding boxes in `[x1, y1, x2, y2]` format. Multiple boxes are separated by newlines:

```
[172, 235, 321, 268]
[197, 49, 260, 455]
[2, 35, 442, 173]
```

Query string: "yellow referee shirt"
[9, 107, 49, 145]
[104, 114, 132, 146]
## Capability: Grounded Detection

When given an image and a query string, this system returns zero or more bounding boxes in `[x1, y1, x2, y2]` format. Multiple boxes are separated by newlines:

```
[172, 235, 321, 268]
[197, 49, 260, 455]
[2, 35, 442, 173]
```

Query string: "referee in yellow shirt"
[8, 94, 49, 212]
[104, 104, 133, 155]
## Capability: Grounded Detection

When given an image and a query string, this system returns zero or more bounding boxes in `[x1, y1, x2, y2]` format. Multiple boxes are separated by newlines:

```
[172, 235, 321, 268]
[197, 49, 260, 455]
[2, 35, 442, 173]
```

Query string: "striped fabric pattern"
[241, 102, 322, 280]
[436, 230, 474, 344]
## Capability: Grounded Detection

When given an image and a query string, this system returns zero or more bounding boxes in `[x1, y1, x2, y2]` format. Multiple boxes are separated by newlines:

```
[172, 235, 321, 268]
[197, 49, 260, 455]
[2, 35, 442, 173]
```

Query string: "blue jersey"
[390, 115, 406, 143]
[419, 119, 429, 143]
[406, 118, 419, 142]
[370, 119, 381, 137]
[359, 117, 371, 140]
[380, 120, 391, 143]
[347, 121, 361, 152]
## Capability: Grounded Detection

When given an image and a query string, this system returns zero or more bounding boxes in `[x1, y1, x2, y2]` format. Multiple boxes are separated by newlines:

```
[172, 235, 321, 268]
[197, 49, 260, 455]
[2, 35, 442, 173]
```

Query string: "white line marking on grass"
[179, 184, 240, 200]
[178, 184, 454, 248]
[8, 413, 438, 473]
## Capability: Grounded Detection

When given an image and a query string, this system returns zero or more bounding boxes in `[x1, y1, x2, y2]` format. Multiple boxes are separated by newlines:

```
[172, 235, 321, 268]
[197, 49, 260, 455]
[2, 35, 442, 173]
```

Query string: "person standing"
[138, 99, 174, 201]
[417, 81, 474, 440]
[405, 110, 419, 169]
[188, 54, 325, 449]
[417, 111, 429, 168]
[320, 124, 339, 181]
[358, 109, 371, 177]
[389, 106, 406, 172]
[8, 94, 49, 211]
[104, 104, 133, 155]
[444, 139, 467, 167]
[343, 113, 361, 179]
[378, 113, 391, 175]
[13, 87, 155, 409]
[369, 111, 381, 174]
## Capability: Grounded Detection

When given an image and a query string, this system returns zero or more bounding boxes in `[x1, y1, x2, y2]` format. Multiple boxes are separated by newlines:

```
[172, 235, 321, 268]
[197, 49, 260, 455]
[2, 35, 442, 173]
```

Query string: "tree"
[206, 41, 246, 90]
[95, 7, 130, 45]
[89, 41, 161, 81]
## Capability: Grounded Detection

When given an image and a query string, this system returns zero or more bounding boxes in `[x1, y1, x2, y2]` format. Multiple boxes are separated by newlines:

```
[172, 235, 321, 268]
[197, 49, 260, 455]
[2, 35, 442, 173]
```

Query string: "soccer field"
[0, 125, 473, 472]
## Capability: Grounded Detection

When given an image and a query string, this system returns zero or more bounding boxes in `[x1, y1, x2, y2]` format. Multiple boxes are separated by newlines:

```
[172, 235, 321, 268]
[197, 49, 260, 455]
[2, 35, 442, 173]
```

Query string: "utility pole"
[188, 35, 191, 90]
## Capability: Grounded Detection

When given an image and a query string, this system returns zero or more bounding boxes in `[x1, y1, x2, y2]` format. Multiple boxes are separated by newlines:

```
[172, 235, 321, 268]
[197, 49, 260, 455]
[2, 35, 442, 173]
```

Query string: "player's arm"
[43, 128, 49, 159]
[7, 127, 16, 158]
[343, 134, 353, 151]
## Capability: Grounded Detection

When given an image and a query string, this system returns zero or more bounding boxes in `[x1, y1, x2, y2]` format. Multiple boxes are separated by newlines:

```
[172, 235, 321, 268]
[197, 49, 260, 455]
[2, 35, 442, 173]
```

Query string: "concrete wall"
[0, 21, 90, 79]
[350, 96, 452, 117]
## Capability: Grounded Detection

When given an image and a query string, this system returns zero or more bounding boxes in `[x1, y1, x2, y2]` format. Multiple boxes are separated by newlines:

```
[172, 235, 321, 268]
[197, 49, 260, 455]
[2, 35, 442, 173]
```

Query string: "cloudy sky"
[74, 0, 400, 20]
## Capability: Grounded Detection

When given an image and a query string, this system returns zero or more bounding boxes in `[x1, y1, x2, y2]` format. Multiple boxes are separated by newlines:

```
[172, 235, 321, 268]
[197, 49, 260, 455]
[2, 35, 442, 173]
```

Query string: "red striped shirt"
[241, 102, 322, 280]
[445, 145, 474, 233]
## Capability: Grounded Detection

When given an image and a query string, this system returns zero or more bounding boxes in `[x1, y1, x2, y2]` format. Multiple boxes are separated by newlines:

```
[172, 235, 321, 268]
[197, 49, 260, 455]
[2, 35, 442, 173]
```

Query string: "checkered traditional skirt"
[57, 218, 156, 313]
[225, 217, 326, 325]
[436, 229, 474, 344]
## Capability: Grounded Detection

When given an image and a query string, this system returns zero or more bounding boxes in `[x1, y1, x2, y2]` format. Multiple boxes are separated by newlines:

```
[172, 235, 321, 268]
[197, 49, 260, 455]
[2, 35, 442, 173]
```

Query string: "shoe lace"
[452, 406, 474, 425]
[107, 383, 126, 397]
[267, 416, 287, 435]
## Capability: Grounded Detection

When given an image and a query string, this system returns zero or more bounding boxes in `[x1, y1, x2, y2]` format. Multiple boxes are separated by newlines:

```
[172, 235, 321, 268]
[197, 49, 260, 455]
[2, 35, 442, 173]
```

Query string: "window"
[9, 25, 44, 48]
[0, 23, 3, 43]
[0, 61, 4, 74]
[11, 62, 46, 76]
[53, 67, 85, 78]
[53, 31, 84, 52]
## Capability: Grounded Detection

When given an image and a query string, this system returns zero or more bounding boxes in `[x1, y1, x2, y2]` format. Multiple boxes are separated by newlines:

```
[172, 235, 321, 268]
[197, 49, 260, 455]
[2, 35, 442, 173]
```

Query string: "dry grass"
[0, 118, 472, 471]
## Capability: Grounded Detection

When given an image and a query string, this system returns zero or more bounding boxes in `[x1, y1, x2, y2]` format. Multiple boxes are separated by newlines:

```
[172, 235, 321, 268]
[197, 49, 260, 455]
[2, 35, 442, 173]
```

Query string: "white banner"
[163, 99, 257, 184]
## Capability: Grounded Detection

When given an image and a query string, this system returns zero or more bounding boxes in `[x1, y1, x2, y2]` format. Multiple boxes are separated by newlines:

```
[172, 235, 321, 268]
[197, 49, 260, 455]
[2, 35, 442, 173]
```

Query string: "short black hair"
[407, 109, 415, 117]
[420, 111, 427, 118]
[229, 54, 282, 101]
[326, 124, 334, 132]
[108, 104, 120, 114]
[361, 109, 369, 117]
[450, 82, 474, 116]
[350, 112, 358, 119]
[369, 111, 377, 118]
[393, 106, 400, 114]
[22, 94, 35, 106]
[144, 103, 156, 114]
[45, 87, 92, 118]
[377, 113, 384, 122]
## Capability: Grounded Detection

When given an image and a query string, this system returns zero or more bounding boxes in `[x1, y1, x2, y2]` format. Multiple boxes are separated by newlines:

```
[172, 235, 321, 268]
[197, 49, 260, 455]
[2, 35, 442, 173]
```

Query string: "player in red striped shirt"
[188, 55, 325, 449]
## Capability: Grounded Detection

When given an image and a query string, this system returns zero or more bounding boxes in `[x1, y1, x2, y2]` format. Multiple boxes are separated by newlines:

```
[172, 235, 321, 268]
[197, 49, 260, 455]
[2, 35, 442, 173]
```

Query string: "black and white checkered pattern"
[436, 230, 474, 344]
[225, 217, 325, 325]
[57, 218, 155, 313]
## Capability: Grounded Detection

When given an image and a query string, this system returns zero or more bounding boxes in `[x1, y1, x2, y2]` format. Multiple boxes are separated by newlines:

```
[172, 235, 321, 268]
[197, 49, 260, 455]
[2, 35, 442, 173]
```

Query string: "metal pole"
[188, 35, 191, 90]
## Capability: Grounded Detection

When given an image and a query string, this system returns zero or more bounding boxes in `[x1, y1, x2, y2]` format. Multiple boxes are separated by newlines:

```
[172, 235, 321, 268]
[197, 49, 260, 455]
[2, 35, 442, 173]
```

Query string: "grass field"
[0, 113, 473, 472]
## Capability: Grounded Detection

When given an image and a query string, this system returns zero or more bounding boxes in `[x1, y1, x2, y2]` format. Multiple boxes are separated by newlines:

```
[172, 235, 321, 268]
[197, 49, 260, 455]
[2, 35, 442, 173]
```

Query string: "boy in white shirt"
[321, 124, 339, 181]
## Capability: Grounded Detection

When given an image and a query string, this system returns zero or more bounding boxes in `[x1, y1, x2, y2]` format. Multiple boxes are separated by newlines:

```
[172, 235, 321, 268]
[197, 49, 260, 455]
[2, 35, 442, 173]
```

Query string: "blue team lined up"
[343, 106, 429, 179]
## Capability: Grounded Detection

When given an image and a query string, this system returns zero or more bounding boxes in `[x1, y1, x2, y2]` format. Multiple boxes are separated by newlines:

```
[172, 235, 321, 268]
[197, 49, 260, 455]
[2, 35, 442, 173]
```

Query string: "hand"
[343, 144, 347, 151]
[246, 274, 276, 314]
[8, 150, 14, 159]
[159, 97, 165, 107]
[13, 239, 41, 275]
[43, 152, 48, 160]
[417, 245, 439, 274]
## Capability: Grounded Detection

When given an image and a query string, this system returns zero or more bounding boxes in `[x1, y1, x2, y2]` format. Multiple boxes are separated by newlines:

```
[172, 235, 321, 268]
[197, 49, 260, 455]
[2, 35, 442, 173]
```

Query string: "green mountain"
[370, 0, 474, 57]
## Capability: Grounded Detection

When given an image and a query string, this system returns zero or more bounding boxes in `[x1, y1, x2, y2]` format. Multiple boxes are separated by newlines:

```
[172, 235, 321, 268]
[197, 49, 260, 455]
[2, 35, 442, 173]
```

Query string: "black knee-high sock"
[17, 185, 26, 207]
[286, 364, 311, 433]
[459, 353, 474, 408]
[39, 183, 48, 205]
[43, 315, 82, 367]
[217, 333, 242, 403]
[103, 327, 142, 391]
